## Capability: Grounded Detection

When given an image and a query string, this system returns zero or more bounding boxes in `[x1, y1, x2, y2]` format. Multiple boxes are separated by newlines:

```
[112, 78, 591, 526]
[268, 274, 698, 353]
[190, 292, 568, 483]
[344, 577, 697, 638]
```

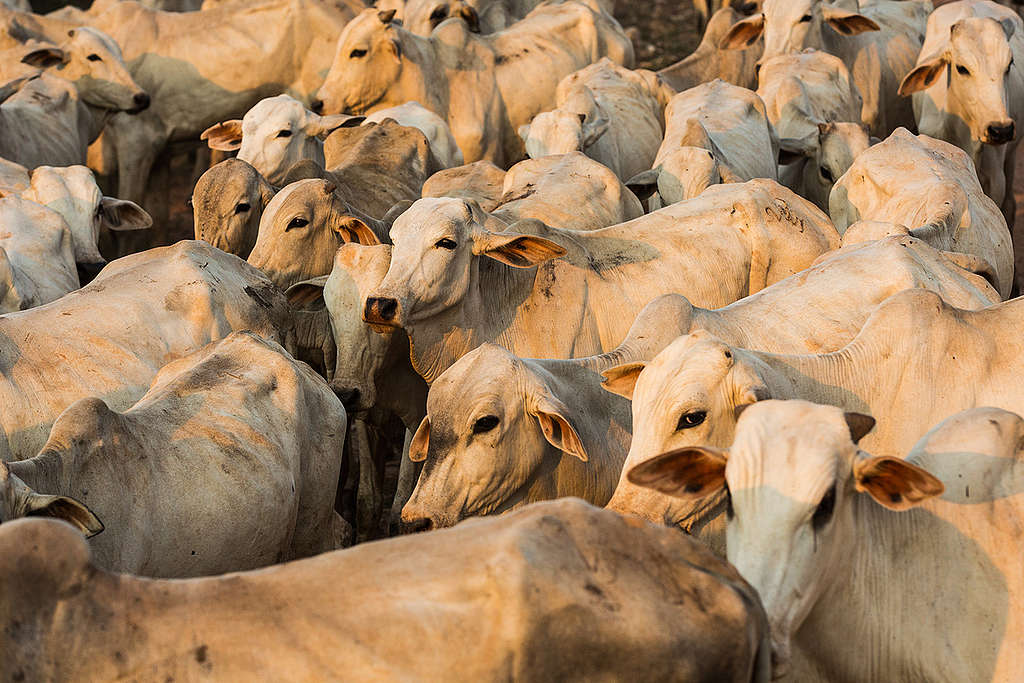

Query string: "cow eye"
[430, 6, 448, 21]
[234, 202, 251, 214]
[276, 129, 292, 138]
[349, 48, 367, 59]
[799, 13, 812, 22]
[435, 237, 457, 250]
[675, 410, 706, 431]
[472, 415, 499, 434]
[286, 217, 309, 230]
[812, 484, 836, 531]
[86, 53, 102, 62]
[956, 64, 970, 76]
[820, 165, 834, 183]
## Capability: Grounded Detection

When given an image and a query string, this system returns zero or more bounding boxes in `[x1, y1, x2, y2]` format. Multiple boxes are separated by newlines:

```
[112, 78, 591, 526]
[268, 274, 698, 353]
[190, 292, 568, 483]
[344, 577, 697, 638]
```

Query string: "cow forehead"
[764, 0, 815, 22]
[342, 9, 392, 45]
[950, 19, 1013, 65]
[244, 96, 306, 130]
[73, 27, 123, 57]
[429, 347, 523, 415]
[391, 198, 474, 240]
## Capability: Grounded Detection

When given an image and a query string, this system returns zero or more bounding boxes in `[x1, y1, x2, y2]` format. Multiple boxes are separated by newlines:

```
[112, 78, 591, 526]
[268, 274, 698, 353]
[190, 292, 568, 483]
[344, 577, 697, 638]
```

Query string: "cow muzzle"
[984, 120, 1015, 145]
[127, 92, 150, 114]
[363, 296, 402, 327]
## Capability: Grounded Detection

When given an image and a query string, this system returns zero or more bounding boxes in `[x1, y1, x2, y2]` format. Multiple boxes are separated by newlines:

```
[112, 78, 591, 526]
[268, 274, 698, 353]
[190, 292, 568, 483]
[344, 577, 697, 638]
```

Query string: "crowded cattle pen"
[4, 0, 1024, 680]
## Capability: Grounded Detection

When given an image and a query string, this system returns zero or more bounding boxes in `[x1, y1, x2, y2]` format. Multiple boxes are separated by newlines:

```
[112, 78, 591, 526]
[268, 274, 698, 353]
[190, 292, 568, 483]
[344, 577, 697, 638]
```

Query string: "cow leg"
[389, 429, 423, 534]
[352, 418, 384, 543]
[108, 111, 168, 204]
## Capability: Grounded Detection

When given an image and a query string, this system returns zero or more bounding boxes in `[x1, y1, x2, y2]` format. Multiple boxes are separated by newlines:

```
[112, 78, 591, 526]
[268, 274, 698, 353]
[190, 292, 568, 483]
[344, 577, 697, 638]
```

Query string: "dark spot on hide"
[889, 492, 902, 503]
[195, 644, 209, 664]
[584, 582, 604, 598]
[243, 284, 274, 310]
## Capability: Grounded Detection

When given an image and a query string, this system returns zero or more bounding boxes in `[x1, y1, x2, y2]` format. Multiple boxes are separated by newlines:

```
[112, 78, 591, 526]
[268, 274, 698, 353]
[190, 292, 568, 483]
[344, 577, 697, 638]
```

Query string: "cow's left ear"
[22, 493, 104, 538]
[601, 361, 646, 400]
[201, 120, 243, 151]
[821, 7, 880, 35]
[20, 46, 67, 68]
[333, 216, 381, 245]
[853, 456, 944, 510]
[627, 446, 729, 499]
[899, 56, 948, 96]
[285, 275, 328, 309]
[530, 395, 588, 462]
[473, 221, 566, 268]
[307, 113, 364, 139]
[721, 13, 764, 50]
[99, 197, 152, 231]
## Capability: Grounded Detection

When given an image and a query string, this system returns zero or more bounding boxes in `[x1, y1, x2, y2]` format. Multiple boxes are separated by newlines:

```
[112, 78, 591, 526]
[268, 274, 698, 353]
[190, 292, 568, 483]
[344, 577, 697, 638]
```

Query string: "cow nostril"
[333, 386, 360, 408]
[987, 122, 1015, 142]
[401, 517, 433, 534]
[365, 297, 398, 322]
[310, 98, 324, 114]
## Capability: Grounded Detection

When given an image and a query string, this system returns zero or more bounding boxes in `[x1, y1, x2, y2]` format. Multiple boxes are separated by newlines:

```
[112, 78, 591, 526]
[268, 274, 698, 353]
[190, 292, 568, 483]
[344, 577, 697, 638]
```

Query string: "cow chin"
[769, 633, 792, 680]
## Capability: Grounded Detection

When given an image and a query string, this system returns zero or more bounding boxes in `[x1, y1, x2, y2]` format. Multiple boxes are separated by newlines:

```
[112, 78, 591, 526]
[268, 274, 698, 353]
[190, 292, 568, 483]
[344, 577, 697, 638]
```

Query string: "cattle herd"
[4, 0, 1024, 679]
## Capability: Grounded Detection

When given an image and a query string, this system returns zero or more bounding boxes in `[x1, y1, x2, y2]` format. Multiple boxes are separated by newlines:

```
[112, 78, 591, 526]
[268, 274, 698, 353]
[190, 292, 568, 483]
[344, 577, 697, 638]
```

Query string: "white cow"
[363, 101, 465, 169]
[628, 400, 1024, 681]
[0, 196, 77, 312]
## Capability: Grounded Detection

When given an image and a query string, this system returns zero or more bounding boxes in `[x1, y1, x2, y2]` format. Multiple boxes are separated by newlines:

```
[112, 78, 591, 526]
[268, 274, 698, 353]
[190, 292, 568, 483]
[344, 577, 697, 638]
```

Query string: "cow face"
[405, 0, 481, 35]
[22, 27, 149, 114]
[247, 179, 380, 291]
[900, 17, 1019, 146]
[191, 159, 275, 260]
[315, 8, 407, 116]
[627, 400, 941, 678]
[519, 88, 610, 159]
[600, 332, 768, 526]
[21, 165, 151, 273]
[364, 197, 564, 330]
[722, 0, 879, 62]
[0, 461, 102, 538]
[806, 121, 870, 210]
[400, 344, 587, 531]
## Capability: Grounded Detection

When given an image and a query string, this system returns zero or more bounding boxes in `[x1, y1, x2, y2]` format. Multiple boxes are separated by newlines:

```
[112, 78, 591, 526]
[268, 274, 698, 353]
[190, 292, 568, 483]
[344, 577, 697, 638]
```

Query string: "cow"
[84, 0, 364, 202]
[0, 500, 771, 681]
[755, 49, 866, 210]
[0, 332, 349, 577]
[625, 79, 778, 206]
[363, 179, 840, 384]
[421, 159, 507, 211]
[362, 101, 465, 169]
[721, 0, 928, 138]
[191, 158, 273, 259]
[898, 1, 1024, 270]
[518, 59, 672, 182]
[659, 7, 761, 92]
[0, 196, 77, 312]
[830, 127, 1014, 298]
[628, 400, 1024, 681]
[313, 2, 633, 166]
[0, 240, 290, 462]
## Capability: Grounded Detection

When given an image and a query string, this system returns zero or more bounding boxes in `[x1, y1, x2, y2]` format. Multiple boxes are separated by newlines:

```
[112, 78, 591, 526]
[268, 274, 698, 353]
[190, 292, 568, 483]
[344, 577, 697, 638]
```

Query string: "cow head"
[0, 460, 103, 538]
[519, 87, 610, 159]
[22, 27, 149, 114]
[627, 400, 941, 678]
[364, 197, 565, 330]
[400, 343, 588, 532]
[405, 0, 481, 34]
[191, 158, 276, 260]
[807, 121, 871, 210]
[314, 8, 408, 116]
[899, 17, 1019, 146]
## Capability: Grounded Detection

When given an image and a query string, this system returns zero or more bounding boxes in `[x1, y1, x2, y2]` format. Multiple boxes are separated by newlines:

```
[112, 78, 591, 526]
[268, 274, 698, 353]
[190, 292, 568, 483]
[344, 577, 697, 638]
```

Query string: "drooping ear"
[472, 224, 566, 268]
[285, 275, 328, 309]
[201, 120, 244, 151]
[844, 412, 875, 444]
[720, 13, 764, 50]
[822, 6, 880, 35]
[333, 215, 381, 245]
[531, 395, 588, 462]
[898, 57, 948, 96]
[20, 46, 67, 68]
[409, 415, 430, 462]
[23, 493, 104, 538]
[852, 456, 944, 510]
[627, 446, 728, 499]
[600, 361, 646, 400]
[999, 16, 1016, 40]
[307, 113, 365, 139]
[99, 197, 153, 231]
[378, 8, 397, 23]
[625, 168, 661, 202]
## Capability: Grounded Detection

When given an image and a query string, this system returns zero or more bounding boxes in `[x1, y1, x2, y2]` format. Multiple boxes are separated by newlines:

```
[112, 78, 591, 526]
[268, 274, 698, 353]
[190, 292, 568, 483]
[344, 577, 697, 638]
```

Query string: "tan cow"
[363, 179, 839, 383]
[898, 1, 1024, 254]
[518, 59, 672, 182]
[756, 49, 867, 210]
[0, 240, 290, 462]
[397, 0, 583, 35]
[722, 0, 927, 137]
[629, 401, 1024, 681]
[190, 158, 274, 259]
[626, 79, 778, 206]
[1, 332, 349, 577]
[830, 128, 1014, 297]
[313, 2, 633, 166]
[0, 500, 771, 681]
[659, 7, 762, 92]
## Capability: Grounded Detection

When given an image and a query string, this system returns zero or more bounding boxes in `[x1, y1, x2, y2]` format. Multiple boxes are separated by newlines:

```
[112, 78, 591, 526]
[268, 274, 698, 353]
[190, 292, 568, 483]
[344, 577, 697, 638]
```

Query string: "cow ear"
[844, 412, 875, 444]
[307, 113, 364, 139]
[473, 224, 566, 268]
[999, 17, 1016, 40]
[898, 57, 947, 96]
[627, 446, 728, 499]
[23, 493, 104, 538]
[853, 456, 944, 510]
[20, 46, 67, 68]
[454, 3, 480, 32]
[822, 7, 880, 35]
[99, 197, 153, 231]
[625, 168, 661, 201]
[378, 8, 397, 23]
[600, 361, 646, 400]
[532, 395, 588, 462]
[581, 114, 610, 148]
[334, 216, 381, 245]
[734, 383, 769, 416]
[285, 275, 328, 309]
[201, 120, 243, 151]
[409, 416, 430, 462]
[720, 13, 764, 50]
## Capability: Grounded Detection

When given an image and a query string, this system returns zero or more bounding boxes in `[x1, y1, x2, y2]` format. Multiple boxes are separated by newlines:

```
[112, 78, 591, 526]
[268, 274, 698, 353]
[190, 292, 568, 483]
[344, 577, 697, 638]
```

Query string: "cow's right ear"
[898, 57, 947, 96]
[22, 492, 104, 538]
[99, 197, 153, 231]
[625, 169, 660, 201]
[285, 275, 328, 310]
[473, 222, 567, 268]
[601, 362, 646, 400]
[627, 446, 729, 500]
[334, 216, 381, 246]
[201, 120, 244, 151]
[20, 46, 66, 68]
[720, 13, 764, 50]
[409, 416, 430, 462]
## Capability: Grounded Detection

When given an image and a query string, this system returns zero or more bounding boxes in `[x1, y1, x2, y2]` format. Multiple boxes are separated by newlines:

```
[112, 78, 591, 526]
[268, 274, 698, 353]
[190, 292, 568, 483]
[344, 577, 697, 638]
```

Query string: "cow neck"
[7, 447, 67, 495]
[752, 341, 873, 414]
[394, 37, 448, 118]
[81, 102, 112, 147]
[690, 306, 754, 349]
